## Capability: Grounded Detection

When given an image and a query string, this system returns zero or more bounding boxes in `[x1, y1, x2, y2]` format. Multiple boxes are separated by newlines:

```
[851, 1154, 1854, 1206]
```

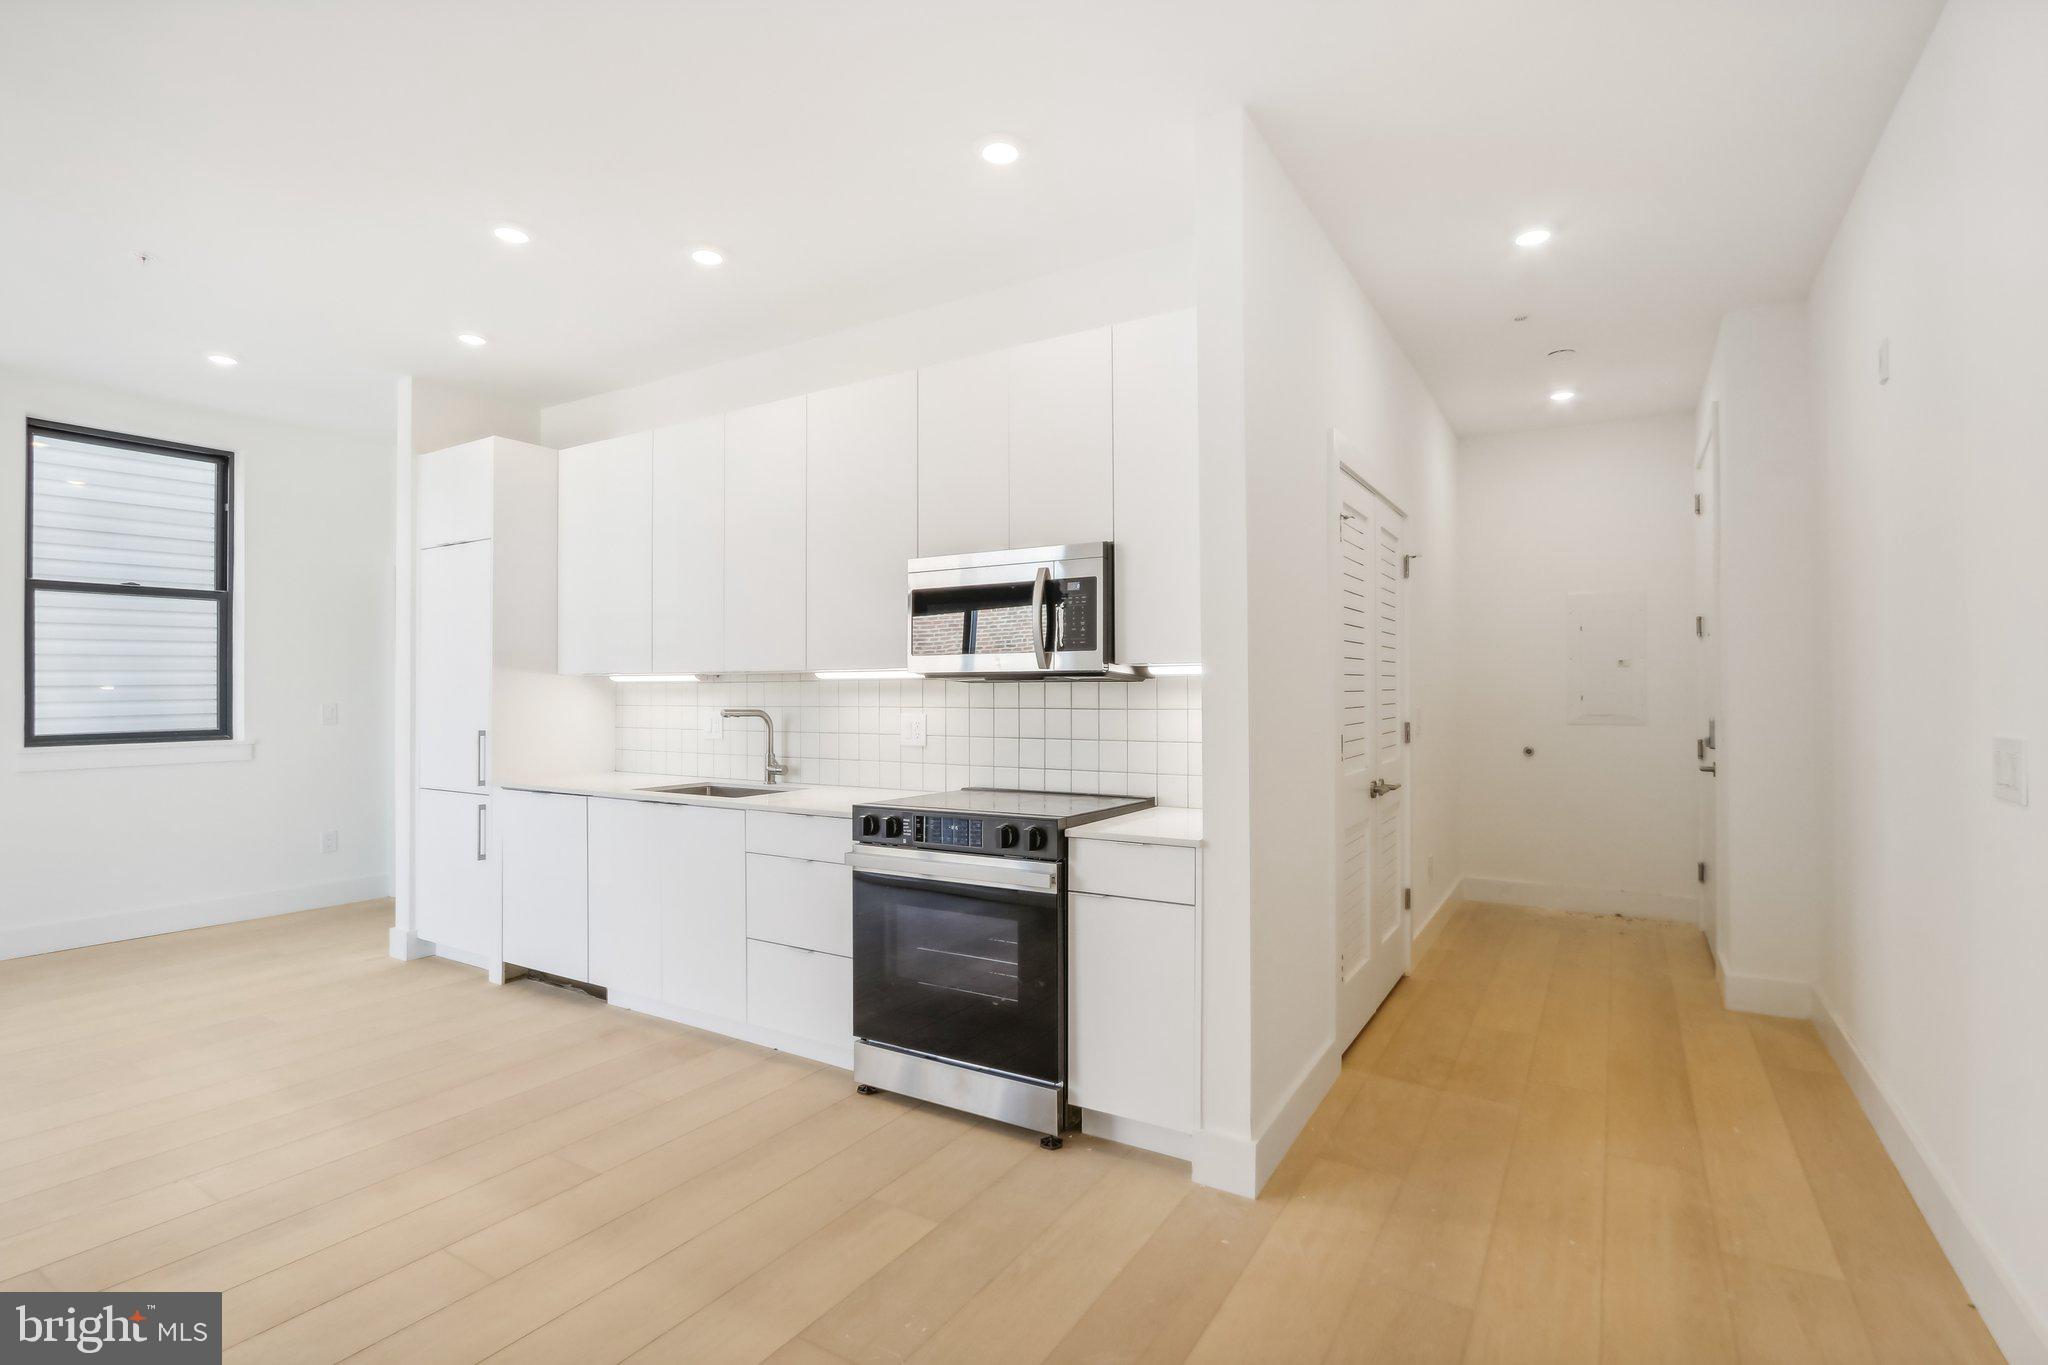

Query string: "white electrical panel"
[1566, 589, 1649, 726]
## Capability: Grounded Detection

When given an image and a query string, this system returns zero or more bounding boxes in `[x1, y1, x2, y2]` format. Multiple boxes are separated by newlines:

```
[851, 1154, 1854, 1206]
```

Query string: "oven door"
[848, 845, 1064, 1085]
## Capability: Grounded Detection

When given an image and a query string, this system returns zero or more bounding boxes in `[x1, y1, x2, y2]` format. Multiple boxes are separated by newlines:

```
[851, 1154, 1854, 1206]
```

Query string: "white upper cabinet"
[807, 372, 916, 670]
[558, 433, 653, 676]
[916, 350, 1009, 556]
[1008, 327, 1112, 550]
[416, 538, 494, 793]
[723, 397, 808, 672]
[1112, 310, 1201, 666]
[415, 439, 494, 548]
[651, 416, 725, 675]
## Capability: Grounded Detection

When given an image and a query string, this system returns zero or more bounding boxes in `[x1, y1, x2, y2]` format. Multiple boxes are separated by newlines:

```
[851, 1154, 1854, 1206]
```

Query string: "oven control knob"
[860, 814, 881, 837]
[1027, 827, 1049, 852]
[883, 816, 904, 839]
[998, 823, 1020, 849]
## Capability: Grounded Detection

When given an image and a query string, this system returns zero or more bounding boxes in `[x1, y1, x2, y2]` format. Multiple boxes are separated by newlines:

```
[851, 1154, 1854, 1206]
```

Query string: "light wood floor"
[0, 899, 2003, 1364]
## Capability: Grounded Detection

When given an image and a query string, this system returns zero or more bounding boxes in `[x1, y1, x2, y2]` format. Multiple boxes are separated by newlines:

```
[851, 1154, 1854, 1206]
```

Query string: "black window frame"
[23, 419, 235, 748]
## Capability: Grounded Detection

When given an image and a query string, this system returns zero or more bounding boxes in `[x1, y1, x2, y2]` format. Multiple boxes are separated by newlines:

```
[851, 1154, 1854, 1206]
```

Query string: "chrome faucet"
[721, 708, 787, 784]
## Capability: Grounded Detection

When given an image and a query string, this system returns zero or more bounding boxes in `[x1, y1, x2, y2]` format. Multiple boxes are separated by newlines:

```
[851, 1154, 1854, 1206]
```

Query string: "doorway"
[1694, 405, 1721, 952]
[1333, 442, 1411, 1049]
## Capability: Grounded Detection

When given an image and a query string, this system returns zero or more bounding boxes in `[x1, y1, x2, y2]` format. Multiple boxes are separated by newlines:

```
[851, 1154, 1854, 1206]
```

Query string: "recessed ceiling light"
[492, 224, 530, 245]
[1550, 388, 1578, 404]
[1547, 348, 1577, 358]
[1515, 227, 1553, 248]
[457, 333, 487, 347]
[977, 137, 1023, 167]
[206, 353, 238, 368]
[690, 247, 724, 268]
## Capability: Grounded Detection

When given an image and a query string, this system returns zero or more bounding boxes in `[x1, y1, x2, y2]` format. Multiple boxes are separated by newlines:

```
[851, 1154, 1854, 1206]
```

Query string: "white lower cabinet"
[415, 789, 498, 962]
[499, 790, 589, 980]
[1069, 889, 1198, 1134]
[747, 939, 853, 1048]
[659, 805, 749, 1020]
[745, 853, 852, 957]
[585, 797, 664, 998]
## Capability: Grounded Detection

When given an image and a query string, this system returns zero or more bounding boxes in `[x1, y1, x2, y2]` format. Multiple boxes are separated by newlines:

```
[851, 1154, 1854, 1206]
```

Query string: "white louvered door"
[1335, 458, 1409, 1050]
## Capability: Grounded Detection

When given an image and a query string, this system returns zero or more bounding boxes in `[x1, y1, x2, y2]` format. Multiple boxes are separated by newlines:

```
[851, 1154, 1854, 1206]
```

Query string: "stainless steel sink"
[637, 782, 781, 799]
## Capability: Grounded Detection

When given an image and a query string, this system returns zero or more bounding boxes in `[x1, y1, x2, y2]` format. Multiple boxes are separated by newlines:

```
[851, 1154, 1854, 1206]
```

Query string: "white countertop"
[502, 771, 1203, 844]
[497, 771, 920, 819]
[1068, 806, 1204, 847]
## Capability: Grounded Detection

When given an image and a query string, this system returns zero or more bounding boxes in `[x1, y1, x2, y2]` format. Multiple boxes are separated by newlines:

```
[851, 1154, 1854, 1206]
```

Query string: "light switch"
[1993, 737, 2027, 806]
[320, 701, 339, 726]
[900, 711, 928, 748]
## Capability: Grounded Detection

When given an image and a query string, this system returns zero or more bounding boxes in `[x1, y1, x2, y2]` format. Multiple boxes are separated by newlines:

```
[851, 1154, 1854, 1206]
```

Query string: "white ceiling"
[0, 0, 1941, 438]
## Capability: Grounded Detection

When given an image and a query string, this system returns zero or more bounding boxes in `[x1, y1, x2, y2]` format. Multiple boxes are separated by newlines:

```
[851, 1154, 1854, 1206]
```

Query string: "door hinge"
[1403, 720, 1411, 744]
[1696, 615, 1706, 638]
[1694, 493, 1703, 515]
[1697, 861, 1708, 884]
[1403, 887, 1412, 910]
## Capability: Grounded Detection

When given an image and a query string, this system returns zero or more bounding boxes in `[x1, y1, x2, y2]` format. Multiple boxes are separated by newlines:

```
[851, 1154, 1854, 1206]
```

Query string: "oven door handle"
[847, 846, 1059, 896]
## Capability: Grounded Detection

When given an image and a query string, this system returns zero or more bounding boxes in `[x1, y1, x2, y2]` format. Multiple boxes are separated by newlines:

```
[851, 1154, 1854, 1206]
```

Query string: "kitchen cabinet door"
[558, 433, 653, 675]
[1007, 327, 1112, 549]
[807, 371, 916, 670]
[723, 397, 808, 671]
[660, 804, 749, 1021]
[416, 539, 493, 793]
[1069, 890, 1197, 1133]
[586, 797, 664, 998]
[415, 789, 498, 961]
[917, 350, 1009, 556]
[415, 439, 494, 548]
[651, 416, 724, 674]
[1112, 310, 1201, 667]
[499, 790, 589, 980]
[747, 940, 852, 1049]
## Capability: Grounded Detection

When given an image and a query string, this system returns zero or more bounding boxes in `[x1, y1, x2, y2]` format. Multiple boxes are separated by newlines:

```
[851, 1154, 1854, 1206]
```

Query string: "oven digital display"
[923, 815, 982, 849]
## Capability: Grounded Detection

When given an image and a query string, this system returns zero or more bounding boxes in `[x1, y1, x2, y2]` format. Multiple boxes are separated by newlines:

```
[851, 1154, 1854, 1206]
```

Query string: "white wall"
[0, 367, 393, 957]
[1197, 110, 1461, 1192]
[1456, 415, 1699, 921]
[1696, 306, 1831, 1011]
[540, 241, 1192, 447]
[1804, 0, 2048, 1354]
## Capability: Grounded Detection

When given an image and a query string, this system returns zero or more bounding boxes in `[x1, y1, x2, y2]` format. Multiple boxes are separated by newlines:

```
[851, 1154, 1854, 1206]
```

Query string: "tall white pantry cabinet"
[411, 437, 596, 974]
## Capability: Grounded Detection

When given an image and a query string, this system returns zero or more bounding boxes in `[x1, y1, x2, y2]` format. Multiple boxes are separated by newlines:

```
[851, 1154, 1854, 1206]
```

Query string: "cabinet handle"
[476, 803, 488, 861]
[476, 730, 488, 787]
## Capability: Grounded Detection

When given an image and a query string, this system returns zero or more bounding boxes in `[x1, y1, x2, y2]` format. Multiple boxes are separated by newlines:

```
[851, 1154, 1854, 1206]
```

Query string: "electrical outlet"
[320, 701, 340, 726]
[1993, 737, 2028, 806]
[900, 711, 928, 748]
[320, 829, 339, 854]
[703, 711, 724, 740]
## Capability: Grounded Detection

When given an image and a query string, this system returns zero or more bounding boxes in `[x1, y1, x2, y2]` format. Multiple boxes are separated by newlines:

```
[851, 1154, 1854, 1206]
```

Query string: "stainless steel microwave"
[907, 543, 1117, 678]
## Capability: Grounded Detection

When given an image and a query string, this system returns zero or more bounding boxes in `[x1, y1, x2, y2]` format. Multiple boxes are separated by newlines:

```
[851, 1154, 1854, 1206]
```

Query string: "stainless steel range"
[844, 788, 1153, 1147]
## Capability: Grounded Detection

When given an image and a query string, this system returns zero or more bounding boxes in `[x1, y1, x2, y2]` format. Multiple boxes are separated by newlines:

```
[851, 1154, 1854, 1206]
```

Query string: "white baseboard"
[1081, 1110, 1194, 1162]
[1813, 991, 2048, 1365]
[388, 926, 434, 960]
[1195, 1041, 1342, 1198]
[1412, 879, 1462, 960]
[1459, 875, 1698, 924]
[0, 874, 394, 961]
[1715, 951, 1814, 1018]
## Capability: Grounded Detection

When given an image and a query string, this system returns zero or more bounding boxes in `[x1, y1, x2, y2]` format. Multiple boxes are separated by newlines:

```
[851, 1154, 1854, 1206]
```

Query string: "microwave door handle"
[1031, 566, 1051, 670]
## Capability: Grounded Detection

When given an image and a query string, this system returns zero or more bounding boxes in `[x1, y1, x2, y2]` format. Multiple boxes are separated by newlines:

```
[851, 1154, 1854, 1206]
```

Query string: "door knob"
[1368, 779, 1404, 798]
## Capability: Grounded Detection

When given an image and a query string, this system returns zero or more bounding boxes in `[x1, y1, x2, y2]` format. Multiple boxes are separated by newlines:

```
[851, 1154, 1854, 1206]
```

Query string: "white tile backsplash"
[613, 675, 1203, 807]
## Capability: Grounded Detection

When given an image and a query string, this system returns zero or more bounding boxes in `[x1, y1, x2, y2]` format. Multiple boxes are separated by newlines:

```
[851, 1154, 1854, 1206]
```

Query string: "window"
[24, 421, 234, 746]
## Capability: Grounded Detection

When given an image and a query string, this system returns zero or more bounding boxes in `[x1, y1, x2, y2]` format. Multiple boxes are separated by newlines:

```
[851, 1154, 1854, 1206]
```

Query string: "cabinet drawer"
[1070, 839, 1196, 904]
[746, 940, 852, 1047]
[746, 854, 852, 956]
[745, 810, 854, 864]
